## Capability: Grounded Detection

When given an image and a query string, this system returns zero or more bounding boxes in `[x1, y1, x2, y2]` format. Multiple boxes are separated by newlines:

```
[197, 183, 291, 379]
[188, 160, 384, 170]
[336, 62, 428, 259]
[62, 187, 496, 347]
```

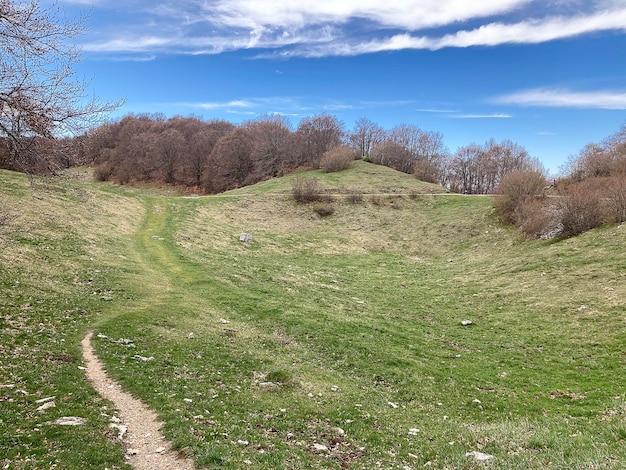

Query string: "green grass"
[1, 165, 625, 469]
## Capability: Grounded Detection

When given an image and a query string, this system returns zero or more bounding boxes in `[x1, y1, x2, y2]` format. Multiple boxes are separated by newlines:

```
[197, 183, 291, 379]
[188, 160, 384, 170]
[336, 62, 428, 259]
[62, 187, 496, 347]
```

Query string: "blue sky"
[59, 0, 626, 174]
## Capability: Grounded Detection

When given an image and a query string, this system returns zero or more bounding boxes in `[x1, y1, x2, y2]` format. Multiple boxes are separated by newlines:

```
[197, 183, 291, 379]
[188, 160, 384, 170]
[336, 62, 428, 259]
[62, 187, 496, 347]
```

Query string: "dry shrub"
[413, 160, 440, 184]
[604, 175, 626, 223]
[558, 180, 605, 238]
[345, 188, 364, 204]
[517, 199, 561, 239]
[313, 203, 335, 217]
[319, 146, 355, 173]
[292, 176, 324, 203]
[494, 170, 546, 225]
[370, 195, 384, 206]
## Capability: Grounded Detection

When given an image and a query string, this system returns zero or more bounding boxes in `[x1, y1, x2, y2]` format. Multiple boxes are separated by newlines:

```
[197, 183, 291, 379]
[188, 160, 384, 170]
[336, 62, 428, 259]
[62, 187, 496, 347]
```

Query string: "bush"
[494, 170, 546, 225]
[517, 199, 561, 239]
[345, 188, 364, 204]
[605, 175, 626, 223]
[558, 180, 605, 238]
[292, 176, 324, 203]
[319, 146, 355, 173]
[313, 203, 335, 217]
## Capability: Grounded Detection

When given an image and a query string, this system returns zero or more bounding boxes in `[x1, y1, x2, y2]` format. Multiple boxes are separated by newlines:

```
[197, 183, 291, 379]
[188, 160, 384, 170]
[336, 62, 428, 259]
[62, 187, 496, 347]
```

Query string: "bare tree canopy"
[0, 0, 121, 171]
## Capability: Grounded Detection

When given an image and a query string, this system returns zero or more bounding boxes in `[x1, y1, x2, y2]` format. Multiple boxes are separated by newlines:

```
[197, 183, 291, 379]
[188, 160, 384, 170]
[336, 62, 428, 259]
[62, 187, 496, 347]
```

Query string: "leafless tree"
[292, 114, 344, 167]
[245, 113, 292, 178]
[349, 117, 385, 158]
[0, 0, 121, 173]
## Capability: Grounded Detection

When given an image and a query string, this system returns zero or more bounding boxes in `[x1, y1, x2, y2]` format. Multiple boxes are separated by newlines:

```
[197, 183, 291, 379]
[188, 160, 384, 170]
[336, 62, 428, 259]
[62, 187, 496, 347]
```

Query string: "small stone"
[239, 233, 253, 243]
[243, 460, 252, 465]
[333, 427, 345, 436]
[37, 401, 56, 412]
[55, 416, 86, 426]
[133, 355, 154, 362]
[155, 447, 166, 453]
[461, 320, 473, 326]
[237, 439, 249, 446]
[259, 382, 277, 388]
[408, 453, 418, 460]
[110, 423, 127, 439]
[466, 451, 494, 461]
[408, 428, 419, 435]
[187, 332, 195, 339]
[472, 399, 482, 404]
[219, 318, 230, 324]
[35, 396, 55, 404]
[388, 401, 399, 408]
[331, 385, 341, 392]
[183, 398, 193, 403]
[312, 443, 328, 452]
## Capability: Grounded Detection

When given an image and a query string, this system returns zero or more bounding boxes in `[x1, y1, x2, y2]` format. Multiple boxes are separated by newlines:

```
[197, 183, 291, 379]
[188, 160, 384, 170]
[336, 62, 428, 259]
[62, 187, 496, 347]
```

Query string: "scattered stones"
[466, 451, 494, 461]
[133, 354, 154, 362]
[55, 416, 87, 426]
[461, 320, 473, 326]
[239, 233, 253, 243]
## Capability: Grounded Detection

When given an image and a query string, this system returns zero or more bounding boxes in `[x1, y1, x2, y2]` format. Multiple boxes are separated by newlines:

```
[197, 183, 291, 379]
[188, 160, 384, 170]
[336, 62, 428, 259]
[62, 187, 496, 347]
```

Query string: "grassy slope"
[1, 164, 624, 469]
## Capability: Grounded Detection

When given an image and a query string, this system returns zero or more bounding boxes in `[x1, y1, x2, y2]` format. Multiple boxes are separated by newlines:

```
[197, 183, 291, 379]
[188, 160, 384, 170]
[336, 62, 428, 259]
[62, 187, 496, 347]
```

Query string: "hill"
[0, 165, 624, 469]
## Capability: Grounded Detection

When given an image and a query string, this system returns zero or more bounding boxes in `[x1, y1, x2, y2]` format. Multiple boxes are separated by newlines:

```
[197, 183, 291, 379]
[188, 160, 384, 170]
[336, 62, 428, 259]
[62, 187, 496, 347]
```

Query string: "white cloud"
[493, 88, 626, 109]
[81, 1, 626, 57]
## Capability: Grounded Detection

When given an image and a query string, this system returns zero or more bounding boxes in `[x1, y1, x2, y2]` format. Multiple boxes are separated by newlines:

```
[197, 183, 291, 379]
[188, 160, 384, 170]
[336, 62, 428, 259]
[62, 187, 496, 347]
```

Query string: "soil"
[81, 330, 195, 469]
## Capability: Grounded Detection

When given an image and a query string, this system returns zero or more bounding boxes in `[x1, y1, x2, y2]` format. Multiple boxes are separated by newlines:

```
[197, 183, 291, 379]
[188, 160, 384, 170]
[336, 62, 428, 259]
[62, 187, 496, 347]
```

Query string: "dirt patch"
[81, 331, 195, 470]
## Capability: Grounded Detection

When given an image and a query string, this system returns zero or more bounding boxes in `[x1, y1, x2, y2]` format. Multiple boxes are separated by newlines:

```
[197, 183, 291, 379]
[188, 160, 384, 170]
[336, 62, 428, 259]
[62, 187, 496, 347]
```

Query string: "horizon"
[57, 0, 626, 175]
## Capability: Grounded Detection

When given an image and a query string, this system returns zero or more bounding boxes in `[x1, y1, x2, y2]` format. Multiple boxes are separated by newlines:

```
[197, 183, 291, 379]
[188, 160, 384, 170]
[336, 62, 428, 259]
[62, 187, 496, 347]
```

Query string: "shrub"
[345, 188, 364, 204]
[319, 146, 355, 173]
[604, 175, 626, 223]
[558, 180, 605, 238]
[494, 170, 546, 225]
[292, 176, 323, 203]
[313, 203, 335, 217]
[517, 199, 561, 239]
[370, 195, 384, 206]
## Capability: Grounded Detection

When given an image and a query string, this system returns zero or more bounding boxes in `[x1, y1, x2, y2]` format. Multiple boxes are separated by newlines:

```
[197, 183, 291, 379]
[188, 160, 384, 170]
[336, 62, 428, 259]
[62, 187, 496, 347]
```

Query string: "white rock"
[37, 401, 56, 412]
[35, 396, 55, 404]
[466, 451, 494, 461]
[187, 332, 195, 339]
[55, 416, 86, 426]
[408, 428, 419, 435]
[388, 402, 399, 408]
[312, 443, 328, 452]
[133, 354, 154, 362]
[331, 385, 341, 392]
[472, 399, 482, 404]
[333, 427, 345, 436]
[110, 423, 127, 439]
[237, 439, 249, 446]
[461, 320, 473, 326]
[155, 447, 166, 453]
[183, 398, 193, 403]
[219, 318, 230, 324]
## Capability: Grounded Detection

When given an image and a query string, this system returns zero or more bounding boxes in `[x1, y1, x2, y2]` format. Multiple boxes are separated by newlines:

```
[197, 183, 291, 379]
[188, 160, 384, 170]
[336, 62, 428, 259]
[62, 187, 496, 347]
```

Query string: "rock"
[219, 318, 230, 324]
[461, 320, 473, 326]
[259, 382, 278, 388]
[312, 443, 328, 452]
[187, 332, 195, 339]
[472, 398, 482, 404]
[237, 439, 249, 446]
[408, 428, 419, 435]
[35, 396, 55, 404]
[239, 233, 253, 243]
[55, 416, 86, 426]
[388, 401, 399, 408]
[133, 354, 154, 362]
[155, 447, 166, 453]
[466, 451, 494, 461]
[333, 427, 345, 436]
[37, 401, 56, 412]
[110, 423, 127, 439]
[331, 385, 341, 392]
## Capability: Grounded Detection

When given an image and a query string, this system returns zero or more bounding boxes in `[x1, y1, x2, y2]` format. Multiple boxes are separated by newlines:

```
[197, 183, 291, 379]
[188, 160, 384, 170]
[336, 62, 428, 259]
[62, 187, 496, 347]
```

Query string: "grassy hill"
[1, 164, 624, 469]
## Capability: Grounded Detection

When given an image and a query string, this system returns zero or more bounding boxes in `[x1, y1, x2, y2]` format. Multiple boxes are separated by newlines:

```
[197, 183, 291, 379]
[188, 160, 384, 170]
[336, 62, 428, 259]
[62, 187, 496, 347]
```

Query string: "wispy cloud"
[80, 1, 626, 58]
[493, 88, 626, 109]
[451, 113, 512, 119]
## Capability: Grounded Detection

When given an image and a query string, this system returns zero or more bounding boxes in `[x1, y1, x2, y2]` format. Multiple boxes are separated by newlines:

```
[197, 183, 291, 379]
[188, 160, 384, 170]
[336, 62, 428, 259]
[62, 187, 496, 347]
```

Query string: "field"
[1, 161, 625, 469]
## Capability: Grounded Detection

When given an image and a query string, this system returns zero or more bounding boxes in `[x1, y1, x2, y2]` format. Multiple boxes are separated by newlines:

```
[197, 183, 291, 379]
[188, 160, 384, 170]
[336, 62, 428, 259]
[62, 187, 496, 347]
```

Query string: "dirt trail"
[81, 330, 195, 470]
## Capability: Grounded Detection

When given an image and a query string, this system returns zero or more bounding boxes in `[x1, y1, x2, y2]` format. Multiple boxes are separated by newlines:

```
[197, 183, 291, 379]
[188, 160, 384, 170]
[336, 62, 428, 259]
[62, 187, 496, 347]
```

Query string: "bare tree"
[349, 117, 385, 158]
[292, 114, 344, 167]
[0, 0, 121, 172]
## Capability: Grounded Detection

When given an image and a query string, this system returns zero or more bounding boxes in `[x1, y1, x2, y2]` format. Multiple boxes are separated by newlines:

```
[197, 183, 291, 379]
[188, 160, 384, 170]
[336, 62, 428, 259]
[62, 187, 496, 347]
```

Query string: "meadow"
[0, 161, 624, 469]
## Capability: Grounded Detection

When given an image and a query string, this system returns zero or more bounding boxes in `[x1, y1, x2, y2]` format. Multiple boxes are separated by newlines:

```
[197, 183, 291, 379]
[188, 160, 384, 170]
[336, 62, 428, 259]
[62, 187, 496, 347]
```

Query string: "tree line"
[0, 111, 546, 195]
